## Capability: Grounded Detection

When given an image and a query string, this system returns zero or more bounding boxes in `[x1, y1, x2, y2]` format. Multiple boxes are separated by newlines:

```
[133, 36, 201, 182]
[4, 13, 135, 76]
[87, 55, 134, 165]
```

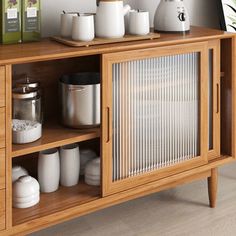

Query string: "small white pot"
[129, 10, 150, 35]
[72, 14, 95, 42]
[12, 166, 28, 183]
[60, 144, 80, 187]
[38, 148, 60, 193]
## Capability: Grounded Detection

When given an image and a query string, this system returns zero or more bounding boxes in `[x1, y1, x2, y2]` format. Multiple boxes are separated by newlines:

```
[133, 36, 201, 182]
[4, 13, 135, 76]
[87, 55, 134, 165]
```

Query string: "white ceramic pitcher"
[95, 0, 131, 38]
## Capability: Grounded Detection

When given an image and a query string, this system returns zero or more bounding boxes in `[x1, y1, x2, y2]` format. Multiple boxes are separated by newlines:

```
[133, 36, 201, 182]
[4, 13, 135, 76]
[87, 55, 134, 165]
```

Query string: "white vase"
[60, 144, 80, 187]
[38, 148, 60, 193]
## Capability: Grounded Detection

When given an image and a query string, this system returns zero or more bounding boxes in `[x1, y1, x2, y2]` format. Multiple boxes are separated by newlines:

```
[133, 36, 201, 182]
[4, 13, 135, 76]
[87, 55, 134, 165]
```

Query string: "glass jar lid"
[15, 75, 40, 89]
[12, 87, 39, 99]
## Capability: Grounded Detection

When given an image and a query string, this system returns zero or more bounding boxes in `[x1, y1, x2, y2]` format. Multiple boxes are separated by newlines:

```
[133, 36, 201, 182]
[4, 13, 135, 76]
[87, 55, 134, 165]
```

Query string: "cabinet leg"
[208, 168, 218, 208]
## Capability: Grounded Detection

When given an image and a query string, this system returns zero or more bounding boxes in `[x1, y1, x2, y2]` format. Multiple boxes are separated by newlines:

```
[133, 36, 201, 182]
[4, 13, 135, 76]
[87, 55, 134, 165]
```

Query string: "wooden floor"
[31, 162, 236, 236]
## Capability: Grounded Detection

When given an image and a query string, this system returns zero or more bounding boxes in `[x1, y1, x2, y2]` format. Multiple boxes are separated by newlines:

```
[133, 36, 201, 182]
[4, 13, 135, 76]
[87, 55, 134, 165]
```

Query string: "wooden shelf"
[12, 121, 100, 158]
[0, 27, 233, 66]
[13, 180, 100, 226]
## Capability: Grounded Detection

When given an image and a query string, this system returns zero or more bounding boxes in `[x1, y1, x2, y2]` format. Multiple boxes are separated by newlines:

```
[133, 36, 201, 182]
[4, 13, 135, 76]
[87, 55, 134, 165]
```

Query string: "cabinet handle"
[216, 83, 220, 114]
[107, 107, 110, 143]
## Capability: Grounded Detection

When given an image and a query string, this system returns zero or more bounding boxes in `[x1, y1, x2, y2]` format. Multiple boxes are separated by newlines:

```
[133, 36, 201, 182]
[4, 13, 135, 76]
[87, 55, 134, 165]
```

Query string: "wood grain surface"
[12, 122, 100, 158]
[13, 180, 100, 226]
[0, 27, 234, 66]
[0, 190, 6, 231]
[0, 149, 5, 189]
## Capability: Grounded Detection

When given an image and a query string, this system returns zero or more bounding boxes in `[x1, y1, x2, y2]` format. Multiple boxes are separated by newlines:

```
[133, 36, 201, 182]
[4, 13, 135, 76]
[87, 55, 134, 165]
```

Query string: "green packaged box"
[0, 0, 21, 44]
[22, 0, 40, 42]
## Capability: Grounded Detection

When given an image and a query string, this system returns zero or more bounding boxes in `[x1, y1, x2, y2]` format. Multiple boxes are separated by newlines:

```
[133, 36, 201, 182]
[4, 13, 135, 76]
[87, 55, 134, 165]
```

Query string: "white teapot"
[95, 0, 131, 38]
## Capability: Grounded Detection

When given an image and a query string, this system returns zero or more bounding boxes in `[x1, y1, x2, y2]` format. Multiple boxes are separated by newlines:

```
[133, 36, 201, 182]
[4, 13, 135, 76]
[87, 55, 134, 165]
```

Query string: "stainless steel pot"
[59, 73, 100, 128]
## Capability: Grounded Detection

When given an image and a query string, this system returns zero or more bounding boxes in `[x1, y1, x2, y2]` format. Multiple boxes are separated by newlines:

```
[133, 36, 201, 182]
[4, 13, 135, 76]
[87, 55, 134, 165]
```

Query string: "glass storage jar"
[12, 87, 42, 144]
[14, 74, 40, 90]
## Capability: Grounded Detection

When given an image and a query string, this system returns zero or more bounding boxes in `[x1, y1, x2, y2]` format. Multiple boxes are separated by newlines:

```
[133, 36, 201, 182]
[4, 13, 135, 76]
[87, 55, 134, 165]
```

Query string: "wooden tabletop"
[0, 26, 234, 65]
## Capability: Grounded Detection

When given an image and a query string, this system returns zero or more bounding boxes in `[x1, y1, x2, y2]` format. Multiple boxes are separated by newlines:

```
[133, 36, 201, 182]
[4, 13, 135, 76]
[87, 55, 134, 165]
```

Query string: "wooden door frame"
[102, 42, 209, 197]
[208, 40, 221, 160]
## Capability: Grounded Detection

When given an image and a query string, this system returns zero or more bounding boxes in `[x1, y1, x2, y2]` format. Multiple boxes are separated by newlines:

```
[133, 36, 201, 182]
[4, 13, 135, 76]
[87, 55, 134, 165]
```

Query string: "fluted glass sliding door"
[102, 42, 209, 196]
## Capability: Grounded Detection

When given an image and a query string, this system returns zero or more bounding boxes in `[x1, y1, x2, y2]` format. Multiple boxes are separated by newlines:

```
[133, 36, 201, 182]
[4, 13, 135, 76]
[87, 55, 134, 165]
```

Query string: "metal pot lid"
[15, 75, 40, 89]
[60, 72, 100, 86]
[12, 87, 38, 99]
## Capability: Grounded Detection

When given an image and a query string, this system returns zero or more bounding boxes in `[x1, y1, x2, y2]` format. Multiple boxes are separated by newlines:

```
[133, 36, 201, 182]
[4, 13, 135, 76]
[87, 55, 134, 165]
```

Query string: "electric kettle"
[154, 0, 190, 33]
[95, 0, 131, 38]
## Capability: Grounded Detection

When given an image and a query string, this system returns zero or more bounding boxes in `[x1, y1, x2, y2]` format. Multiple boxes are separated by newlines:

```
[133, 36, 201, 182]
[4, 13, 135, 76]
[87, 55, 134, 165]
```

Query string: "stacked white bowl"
[85, 157, 100, 186]
[80, 149, 97, 175]
[12, 166, 28, 183]
[13, 175, 40, 208]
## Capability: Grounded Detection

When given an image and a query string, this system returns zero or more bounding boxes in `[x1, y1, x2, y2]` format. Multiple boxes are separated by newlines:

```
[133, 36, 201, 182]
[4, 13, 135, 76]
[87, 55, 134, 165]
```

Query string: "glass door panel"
[102, 42, 209, 196]
[112, 53, 200, 181]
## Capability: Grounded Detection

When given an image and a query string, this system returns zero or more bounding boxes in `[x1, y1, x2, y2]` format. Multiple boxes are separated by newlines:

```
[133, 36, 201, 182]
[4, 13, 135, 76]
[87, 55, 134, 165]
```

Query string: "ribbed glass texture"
[112, 53, 200, 181]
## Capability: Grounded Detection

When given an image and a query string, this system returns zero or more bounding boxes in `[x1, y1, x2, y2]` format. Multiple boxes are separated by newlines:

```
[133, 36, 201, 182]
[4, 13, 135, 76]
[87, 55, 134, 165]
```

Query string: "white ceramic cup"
[72, 14, 95, 42]
[38, 148, 60, 193]
[60, 13, 77, 38]
[60, 143, 80, 187]
[129, 10, 150, 35]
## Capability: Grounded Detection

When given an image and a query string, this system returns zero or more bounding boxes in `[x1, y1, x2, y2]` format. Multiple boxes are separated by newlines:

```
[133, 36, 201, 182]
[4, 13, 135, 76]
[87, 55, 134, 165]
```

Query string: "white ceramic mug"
[72, 14, 95, 42]
[60, 143, 80, 187]
[60, 13, 77, 38]
[38, 148, 60, 193]
[129, 10, 150, 35]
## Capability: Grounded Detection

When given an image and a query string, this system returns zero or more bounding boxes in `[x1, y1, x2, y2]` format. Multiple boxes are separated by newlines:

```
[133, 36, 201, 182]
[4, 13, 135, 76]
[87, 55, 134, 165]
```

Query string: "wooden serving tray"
[51, 33, 160, 47]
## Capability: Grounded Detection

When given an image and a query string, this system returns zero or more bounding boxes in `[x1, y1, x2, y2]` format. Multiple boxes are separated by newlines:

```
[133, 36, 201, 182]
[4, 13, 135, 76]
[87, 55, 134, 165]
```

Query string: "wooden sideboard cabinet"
[0, 26, 235, 235]
[0, 65, 6, 232]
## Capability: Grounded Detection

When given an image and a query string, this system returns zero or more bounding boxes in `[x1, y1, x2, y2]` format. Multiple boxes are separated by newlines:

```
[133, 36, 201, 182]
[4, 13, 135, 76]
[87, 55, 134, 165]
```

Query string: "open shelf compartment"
[13, 180, 100, 226]
[11, 55, 101, 157]
[11, 55, 102, 226]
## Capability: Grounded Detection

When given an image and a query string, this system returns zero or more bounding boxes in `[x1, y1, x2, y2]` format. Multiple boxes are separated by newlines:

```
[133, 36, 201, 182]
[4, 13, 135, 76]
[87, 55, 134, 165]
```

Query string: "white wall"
[41, 0, 220, 37]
